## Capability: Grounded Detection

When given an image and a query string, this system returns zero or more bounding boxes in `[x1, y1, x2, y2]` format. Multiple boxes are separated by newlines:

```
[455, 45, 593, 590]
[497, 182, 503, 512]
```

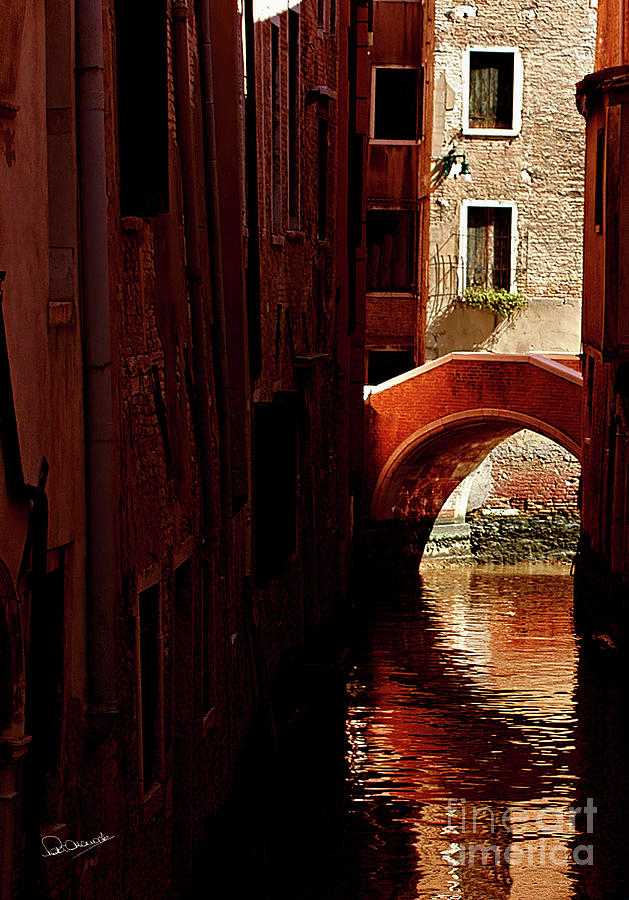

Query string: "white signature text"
[42, 832, 115, 860]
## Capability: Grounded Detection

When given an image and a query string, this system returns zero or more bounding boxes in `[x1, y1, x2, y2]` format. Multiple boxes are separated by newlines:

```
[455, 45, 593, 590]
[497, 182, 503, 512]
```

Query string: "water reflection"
[346, 568, 582, 898]
[341, 566, 629, 899]
[194, 566, 629, 899]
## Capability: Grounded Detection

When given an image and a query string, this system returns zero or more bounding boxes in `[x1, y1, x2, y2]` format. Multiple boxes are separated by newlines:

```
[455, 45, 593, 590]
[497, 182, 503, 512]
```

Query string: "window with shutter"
[469, 52, 514, 129]
[461, 201, 517, 293]
[463, 48, 523, 137]
[466, 206, 512, 290]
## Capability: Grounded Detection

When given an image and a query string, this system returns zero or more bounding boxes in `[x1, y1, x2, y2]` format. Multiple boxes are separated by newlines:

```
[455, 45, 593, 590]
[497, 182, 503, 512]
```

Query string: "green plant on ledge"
[463, 286, 527, 318]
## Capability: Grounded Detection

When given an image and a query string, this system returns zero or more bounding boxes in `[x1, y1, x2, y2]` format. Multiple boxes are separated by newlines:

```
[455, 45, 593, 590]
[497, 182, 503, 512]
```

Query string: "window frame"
[136, 574, 165, 800]
[366, 206, 418, 296]
[462, 47, 523, 138]
[459, 200, 518, 295]
[369, 65, 423, 145]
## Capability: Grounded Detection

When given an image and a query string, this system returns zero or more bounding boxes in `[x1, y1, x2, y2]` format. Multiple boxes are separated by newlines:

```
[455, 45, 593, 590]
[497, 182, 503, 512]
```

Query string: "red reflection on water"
[346, 567, 580, 899]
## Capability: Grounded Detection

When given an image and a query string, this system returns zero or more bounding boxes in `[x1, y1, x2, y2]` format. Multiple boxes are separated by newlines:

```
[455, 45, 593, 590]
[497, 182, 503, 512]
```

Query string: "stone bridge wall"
[365, 352, 583, 520]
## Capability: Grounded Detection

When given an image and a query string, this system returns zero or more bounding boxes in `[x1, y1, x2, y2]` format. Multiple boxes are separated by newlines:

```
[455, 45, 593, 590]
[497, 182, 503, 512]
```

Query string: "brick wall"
[251, 0, 359, 664]
[1, 0, 363, 897]
[427, 0, 597, 359]
[436, 429, 581, 520]
[365, 354, 583, 520]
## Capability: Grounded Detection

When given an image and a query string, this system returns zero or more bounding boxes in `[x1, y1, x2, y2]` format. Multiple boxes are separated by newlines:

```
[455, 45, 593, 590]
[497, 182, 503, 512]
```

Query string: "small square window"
[367, 209, 416, 293]
[463, 48, 522, 136]
[372, 68, 421, 141]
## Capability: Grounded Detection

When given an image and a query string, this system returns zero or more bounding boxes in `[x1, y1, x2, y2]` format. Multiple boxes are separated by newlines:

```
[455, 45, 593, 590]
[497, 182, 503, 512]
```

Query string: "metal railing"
[429, 230, 529, 308]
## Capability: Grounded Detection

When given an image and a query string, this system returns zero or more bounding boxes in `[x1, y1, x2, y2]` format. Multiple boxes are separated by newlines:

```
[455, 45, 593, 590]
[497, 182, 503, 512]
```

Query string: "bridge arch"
[371, 408, 581, 520]
[365, 353, 583, 522]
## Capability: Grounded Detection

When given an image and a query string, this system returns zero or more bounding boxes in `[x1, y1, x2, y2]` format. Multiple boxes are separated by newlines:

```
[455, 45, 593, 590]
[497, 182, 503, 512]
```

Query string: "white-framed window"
[366, 207, 417, 294]
[370, 65, 422, 143]
[462, 47, 523, 137]
[459, 200, 518, 293]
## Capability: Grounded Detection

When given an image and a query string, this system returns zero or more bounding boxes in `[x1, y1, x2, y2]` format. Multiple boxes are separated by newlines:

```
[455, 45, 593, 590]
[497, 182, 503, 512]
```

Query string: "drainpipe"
[76, 0, 117, 719]
[172, 0, 220, 545]
[198, 0, 233, 555]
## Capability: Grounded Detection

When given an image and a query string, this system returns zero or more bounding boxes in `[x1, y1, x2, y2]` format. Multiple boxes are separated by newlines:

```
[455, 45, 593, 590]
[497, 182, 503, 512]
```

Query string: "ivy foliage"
[463, 286, 527, 318]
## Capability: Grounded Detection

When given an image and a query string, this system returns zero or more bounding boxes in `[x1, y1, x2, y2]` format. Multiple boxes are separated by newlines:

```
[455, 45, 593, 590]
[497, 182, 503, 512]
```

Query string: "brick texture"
[427, 0, 597, 358]
[365, 353, 583, 520]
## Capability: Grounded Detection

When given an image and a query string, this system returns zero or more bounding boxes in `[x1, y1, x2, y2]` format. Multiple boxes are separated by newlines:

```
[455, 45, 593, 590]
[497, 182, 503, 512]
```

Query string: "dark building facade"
[0, 0, 366, 896]
[574, 0, 629, 647]
[363, 0, 434, 384]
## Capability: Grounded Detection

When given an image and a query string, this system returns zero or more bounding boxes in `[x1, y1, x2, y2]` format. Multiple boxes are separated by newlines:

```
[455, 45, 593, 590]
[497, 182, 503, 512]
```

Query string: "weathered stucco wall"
[427, 0, 597, 359]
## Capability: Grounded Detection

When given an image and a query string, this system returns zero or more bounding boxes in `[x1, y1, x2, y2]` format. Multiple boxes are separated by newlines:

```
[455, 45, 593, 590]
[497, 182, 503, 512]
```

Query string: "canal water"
[205, 566, 629, 899]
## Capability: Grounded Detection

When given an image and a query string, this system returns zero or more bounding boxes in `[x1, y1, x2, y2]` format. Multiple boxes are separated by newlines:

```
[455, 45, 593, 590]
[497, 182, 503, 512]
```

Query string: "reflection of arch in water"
[0, 557, 25, 737]
[371, 409, 582, 522]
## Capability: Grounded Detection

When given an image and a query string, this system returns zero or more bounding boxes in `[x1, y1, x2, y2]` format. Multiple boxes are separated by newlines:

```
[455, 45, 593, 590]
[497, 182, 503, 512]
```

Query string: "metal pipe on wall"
[76, 0, 117, 717]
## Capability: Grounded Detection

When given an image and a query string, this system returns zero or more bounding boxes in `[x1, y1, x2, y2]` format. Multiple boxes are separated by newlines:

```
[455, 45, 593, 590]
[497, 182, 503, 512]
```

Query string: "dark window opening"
[468, 51, 514, 130]
[605, 417, 617, 555]
[367, 209, 416, 292]
[0, 614, 10, 731]
[584, 355, 595, 440]
[466, 206, 512, 291]
[201, 561, 215, 712]
[595, 126, 605, 232]
[140, 584, 160, 792]
[30, 567, 64, 774]
[318, 111, 329, 239]
[373, 68, 420, 141]
[173, 559, 193, 752]
[115, 0, 168, 216]
[271, 21, 282, 233]
[330, 0, 336, 33]
[288, 10, 300, 226]
[317, 0, 324, 28]
[367, 350, 414, 385]
[254, 401, 298, 580]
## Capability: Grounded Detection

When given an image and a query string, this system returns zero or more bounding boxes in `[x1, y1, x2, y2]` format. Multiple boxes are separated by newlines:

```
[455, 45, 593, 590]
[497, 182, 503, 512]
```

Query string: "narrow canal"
[204, 566, 629, 899]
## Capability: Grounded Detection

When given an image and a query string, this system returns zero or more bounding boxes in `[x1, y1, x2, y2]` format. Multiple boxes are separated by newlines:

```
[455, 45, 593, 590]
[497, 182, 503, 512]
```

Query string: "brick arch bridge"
[365, 353, 583, 522]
